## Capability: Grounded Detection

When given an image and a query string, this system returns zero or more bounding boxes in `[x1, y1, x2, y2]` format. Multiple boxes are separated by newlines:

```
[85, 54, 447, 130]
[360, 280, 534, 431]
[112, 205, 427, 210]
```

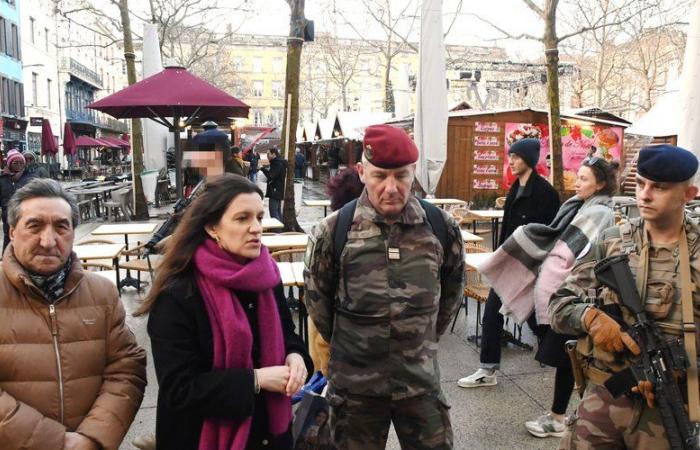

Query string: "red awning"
[100, 136, 130, 148]
[75, 135, 109, 148]
[87, 66, 249, 121]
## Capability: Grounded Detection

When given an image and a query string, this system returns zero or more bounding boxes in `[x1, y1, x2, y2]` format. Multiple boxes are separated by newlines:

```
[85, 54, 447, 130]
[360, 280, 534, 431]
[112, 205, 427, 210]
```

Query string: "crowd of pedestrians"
[0, 121, 699, 450]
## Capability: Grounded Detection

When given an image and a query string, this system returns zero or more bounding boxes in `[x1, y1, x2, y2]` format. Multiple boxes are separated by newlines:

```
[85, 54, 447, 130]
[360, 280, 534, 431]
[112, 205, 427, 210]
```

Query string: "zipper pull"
[48, 304, 58, 336]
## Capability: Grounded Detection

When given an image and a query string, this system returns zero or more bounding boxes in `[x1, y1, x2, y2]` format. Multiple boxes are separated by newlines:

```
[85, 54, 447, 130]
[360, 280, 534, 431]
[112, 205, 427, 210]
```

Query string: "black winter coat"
[261, 157, 287, 200]
[148, 275, 313, 450]
[498, 172, 560, 246]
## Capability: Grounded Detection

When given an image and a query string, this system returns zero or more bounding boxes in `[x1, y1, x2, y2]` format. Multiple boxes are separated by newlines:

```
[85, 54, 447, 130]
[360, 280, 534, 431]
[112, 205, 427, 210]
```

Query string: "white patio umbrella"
[414, 0, 448, 196]
[394, 63, 412, 119]
[141, 22, 169, 171]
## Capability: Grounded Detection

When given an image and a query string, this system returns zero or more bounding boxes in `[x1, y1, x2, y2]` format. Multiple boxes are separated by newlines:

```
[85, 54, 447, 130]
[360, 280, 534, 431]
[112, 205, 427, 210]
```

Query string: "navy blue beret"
[637, 145, 698, 182]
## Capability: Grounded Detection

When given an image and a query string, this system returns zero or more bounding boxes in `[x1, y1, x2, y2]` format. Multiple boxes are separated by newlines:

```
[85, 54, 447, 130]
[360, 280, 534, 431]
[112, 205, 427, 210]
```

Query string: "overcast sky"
[236, 0, 546, 60]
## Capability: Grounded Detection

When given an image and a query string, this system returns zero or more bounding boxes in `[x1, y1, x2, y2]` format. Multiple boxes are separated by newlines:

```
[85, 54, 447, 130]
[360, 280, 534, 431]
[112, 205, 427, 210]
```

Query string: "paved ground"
[2, 178, 575, 449]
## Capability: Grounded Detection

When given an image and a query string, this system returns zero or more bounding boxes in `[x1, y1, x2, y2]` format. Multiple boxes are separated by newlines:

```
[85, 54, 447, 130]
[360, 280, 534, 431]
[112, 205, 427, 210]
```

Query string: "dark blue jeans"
[269, 198, 282, 221]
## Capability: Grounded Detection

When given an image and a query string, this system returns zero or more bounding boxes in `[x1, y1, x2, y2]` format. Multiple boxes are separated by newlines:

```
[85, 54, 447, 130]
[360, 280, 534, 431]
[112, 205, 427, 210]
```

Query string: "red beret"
[362, 124, 418, 169]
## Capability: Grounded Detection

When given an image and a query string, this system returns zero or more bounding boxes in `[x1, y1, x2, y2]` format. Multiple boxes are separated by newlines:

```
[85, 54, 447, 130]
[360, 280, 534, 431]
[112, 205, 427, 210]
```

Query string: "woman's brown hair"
[135, 174, 263, 316]
[581, 157, 620, 197]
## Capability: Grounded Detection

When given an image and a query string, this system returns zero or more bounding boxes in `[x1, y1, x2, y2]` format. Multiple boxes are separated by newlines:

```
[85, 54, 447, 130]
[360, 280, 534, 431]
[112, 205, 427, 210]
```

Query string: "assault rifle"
[594, 254, 700, 450]
[144, 178, 206, 255]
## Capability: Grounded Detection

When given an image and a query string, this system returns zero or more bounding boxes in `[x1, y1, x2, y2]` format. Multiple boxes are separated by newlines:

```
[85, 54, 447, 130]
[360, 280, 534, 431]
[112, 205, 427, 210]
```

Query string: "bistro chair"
[104, 188, 133, 222]
[451, 243, 491, 347]
[117, 236, 170, 292]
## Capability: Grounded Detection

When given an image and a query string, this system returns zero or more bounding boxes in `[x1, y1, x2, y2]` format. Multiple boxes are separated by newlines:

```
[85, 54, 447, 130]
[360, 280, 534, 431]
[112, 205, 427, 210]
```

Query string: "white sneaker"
[524, 413, 566, 438]
[457, 368, 497, 388]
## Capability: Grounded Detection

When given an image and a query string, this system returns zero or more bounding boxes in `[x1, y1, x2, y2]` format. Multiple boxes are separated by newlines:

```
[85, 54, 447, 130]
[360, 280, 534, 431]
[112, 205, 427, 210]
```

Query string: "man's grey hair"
[7, 178, 80, 228]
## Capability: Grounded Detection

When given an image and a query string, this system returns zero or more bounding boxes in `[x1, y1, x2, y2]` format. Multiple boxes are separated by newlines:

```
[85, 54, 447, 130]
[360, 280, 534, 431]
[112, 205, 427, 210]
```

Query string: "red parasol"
[87, 66, 249, 198]
[41, 119, 58, 155]
[63, 122, 76, 156]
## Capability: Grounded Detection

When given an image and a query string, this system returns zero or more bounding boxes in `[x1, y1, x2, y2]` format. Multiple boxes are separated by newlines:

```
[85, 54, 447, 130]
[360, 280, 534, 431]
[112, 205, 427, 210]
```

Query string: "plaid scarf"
[478, 195, 614, 325]
[29, 256, 74, 303]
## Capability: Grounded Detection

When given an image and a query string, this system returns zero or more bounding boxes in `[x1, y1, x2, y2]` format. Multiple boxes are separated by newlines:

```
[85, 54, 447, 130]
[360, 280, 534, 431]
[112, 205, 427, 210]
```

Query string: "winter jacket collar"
[2, 244, 85, 303]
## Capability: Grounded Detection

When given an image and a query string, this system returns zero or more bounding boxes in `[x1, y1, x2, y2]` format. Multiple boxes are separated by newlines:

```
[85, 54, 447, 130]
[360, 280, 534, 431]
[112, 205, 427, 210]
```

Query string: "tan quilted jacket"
[0, 246, 147, 450]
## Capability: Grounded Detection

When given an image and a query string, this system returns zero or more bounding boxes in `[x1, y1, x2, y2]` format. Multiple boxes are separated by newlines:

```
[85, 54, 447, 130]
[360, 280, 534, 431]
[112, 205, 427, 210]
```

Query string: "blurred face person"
[508, 153, 530, 177]
[574, 165, 604, 200]
[24, 154, 35, 165]
[185, 150, 224, 177]
[635, 175, 698, 228]
[10, 197, 75, 275]
[357, 158, 415, 220]
[205, 192, 264, 261]
[10, 158, 26, 173]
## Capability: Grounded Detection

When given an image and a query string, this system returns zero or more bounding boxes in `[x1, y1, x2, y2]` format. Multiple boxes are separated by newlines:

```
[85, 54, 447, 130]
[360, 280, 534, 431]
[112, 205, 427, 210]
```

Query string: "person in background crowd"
[327, 144, 340, 178]
[550, 145, 700, 449]
[305, 124, 465, 449]
[230, 146, 247, 177]
[261, 147, 287, 221]
[295, 147, 306, 180]
[245, 147, 261, 183]
[138, 174, 312, 450]
[459, 137, 560, 388]
[326, 167, 364, 213]
[0, 149, 37, 252]
[478, 157, 619, 438]
[23, 151, 50, 178]
[0, 178, 146, 450]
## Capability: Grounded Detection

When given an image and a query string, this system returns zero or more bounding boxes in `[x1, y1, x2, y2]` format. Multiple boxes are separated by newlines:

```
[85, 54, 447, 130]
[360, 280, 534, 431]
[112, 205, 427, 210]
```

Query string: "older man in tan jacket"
[0, 179, 146, 450]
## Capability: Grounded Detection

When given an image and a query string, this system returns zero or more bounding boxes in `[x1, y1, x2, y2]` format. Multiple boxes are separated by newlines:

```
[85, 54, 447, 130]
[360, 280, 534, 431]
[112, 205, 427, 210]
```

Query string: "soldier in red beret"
[304, 124, 466, 449]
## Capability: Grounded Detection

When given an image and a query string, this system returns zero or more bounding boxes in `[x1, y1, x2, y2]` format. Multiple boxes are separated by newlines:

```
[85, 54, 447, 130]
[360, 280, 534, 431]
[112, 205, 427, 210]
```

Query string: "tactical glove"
[583, 308, 641, 355]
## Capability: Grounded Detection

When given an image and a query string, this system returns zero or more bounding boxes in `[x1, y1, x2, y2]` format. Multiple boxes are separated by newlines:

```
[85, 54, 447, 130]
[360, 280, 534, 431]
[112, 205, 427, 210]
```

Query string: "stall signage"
[30, 117, 43, 126]
[474, 164, 498, 175]
[475, 122, 500, 133]
[474, 150, 499, 161]
[474, 135, 500, 147]
[473, 179, 499, 190]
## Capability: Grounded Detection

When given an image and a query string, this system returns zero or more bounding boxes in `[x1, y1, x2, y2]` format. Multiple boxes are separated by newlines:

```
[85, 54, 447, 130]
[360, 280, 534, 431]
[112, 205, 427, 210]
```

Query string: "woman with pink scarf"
[138, 174, 312, 450]
[1, 149, 36, 252]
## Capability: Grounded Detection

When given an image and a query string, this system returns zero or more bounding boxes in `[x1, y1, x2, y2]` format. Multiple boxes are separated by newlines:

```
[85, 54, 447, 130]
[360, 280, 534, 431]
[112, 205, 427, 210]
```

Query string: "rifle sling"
[679, 227, 700, 422]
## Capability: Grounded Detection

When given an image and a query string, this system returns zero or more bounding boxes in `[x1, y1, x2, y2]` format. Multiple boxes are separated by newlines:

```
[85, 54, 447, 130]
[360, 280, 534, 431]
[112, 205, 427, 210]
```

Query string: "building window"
[29, 17, 35, 44]
[271, 80, 282, 99]
[253, 57, 263, 73]
[253, 80, 263, 97]
[233, 81, 244, 97]
[253, 109, 263, 125]
[46, 79, 52, 108]
[233, 56, 243, 71]
[10, 23, 20, 59]
[45, 27, 49, 51]
[31, 73, 38, 106]
[0, 18, 5, 55]
[273, 57, 284, 73]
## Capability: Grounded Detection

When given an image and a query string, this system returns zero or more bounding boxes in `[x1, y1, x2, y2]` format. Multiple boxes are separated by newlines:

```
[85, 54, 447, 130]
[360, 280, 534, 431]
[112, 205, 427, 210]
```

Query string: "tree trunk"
[280, 0, 304, 232]
[544, 0, 564, 193]
[383, 54, 393, 112]
[118, 0, 148, 219]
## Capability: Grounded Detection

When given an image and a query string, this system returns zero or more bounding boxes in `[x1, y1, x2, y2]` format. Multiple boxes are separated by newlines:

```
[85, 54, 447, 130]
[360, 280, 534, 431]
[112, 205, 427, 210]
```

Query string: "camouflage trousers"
[559, 383, 670, 449]
[327, 390, 453, 450]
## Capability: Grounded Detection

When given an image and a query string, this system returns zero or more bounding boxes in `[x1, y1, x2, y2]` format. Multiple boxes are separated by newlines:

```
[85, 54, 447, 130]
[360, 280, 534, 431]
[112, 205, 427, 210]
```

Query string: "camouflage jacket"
[303, 190, 465, 399]
[549, 215, 700, 373]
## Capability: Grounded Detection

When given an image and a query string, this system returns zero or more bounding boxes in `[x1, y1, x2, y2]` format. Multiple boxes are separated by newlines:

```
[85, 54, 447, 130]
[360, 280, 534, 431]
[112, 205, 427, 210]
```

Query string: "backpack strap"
[418, 199, 448, 252]
[332, 198, 358, 264]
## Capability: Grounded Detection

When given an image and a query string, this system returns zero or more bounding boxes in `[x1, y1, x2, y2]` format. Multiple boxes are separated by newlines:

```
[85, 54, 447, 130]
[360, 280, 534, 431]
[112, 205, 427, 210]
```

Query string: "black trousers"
[479, 289, 542, 369]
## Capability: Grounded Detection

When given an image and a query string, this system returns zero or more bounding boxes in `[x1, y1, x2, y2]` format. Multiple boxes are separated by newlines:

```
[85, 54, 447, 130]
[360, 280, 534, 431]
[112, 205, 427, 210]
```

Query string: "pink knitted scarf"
[193, 238, 291, 450]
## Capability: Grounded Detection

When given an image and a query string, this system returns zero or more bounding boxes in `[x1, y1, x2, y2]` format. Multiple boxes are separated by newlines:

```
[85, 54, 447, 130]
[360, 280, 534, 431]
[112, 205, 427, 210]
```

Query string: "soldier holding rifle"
[550, 145, 700, 449]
